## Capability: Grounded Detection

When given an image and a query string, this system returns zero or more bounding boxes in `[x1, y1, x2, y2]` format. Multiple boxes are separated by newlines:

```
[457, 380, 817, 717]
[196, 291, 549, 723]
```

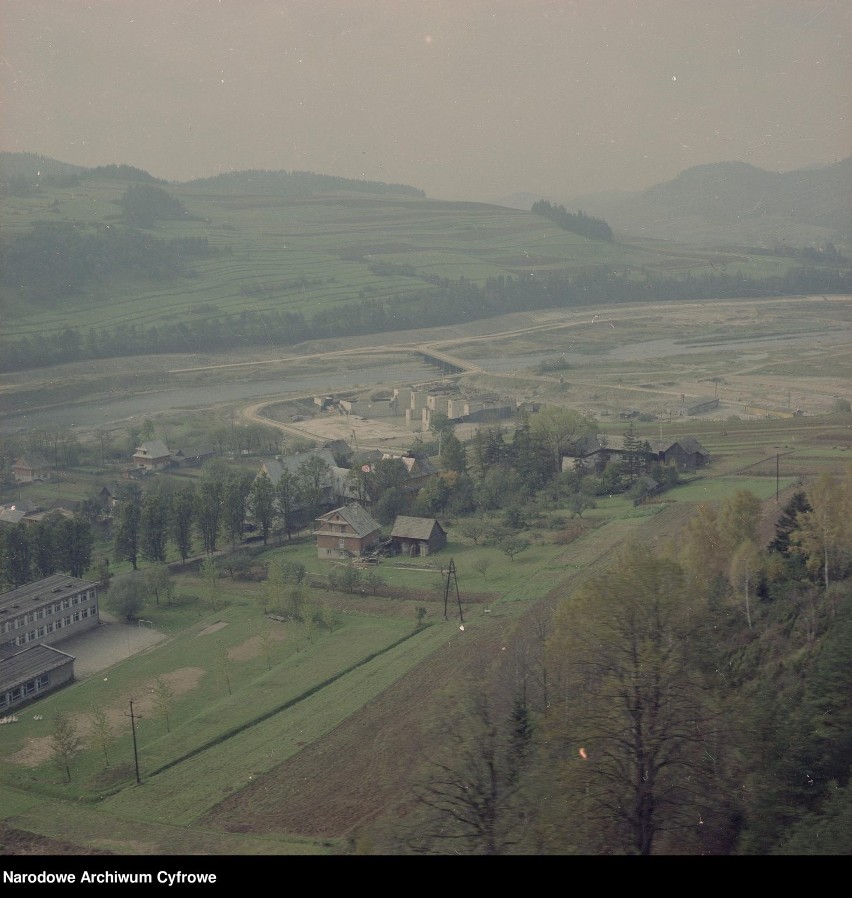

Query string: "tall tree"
[718, 489, 762, 558]
[222, 472, 253, 551]
[195, 475, 224, 556]
[768, 490, 811, 557]
[170, 486, 196, 563]
[50, 712, 82, 783]
[88, 704, 115, 768]
[410, 690, 530, 855]
[275, 469, 302, 539]
[544, 544, 723, 855]
[249, 472, 275, 545]
[107, 571, 147, 621]
[529, 407, 596, 476]
[55, 516, 94, 578]
[113, 482, 143, 570]
[791, 472, 851, 591]
[140, 491, 169, 563]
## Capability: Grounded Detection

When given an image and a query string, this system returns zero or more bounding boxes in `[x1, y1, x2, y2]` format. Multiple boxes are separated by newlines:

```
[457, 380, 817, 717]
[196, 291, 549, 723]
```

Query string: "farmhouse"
[171, 445, 216, 467]
[660, 437, 710, 469]
[389, 516, 447, 557]
[314, 503, 381, 560]
[0, 574, 100, 712]
[132, 439, 172, 471]
[562, 434, 710, 472]
[382, 452, 440, 494]
[11, 454, 52, 483]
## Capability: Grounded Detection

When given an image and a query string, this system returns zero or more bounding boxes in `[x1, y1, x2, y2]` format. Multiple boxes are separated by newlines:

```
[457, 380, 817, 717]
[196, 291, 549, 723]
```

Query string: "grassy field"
[1, 184, 850, 855]
[2, 403, 850, 855]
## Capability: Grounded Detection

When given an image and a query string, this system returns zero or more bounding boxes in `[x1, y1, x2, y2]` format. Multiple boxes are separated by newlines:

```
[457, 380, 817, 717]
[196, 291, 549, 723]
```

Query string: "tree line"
[381, 468, 852, 855]
[531, 199, 614, 241]
[4, 260, 851, 372]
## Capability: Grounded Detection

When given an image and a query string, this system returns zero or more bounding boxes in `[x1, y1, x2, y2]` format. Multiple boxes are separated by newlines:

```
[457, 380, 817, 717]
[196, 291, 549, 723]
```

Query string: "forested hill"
[0, 153, 426, 199]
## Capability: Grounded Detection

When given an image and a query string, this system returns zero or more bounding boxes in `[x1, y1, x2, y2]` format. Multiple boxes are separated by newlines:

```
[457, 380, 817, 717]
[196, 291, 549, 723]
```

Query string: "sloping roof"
[316, 503, 380, 537]
[12, 453, 51, 470]
[0, 643, 76, 691]
[133, 439, 171, 458]
[390, 516, 445, 540]
[663, 436, 709, 456]
[173, 445, 215, 459]
[381, 453, 439, 477]
[0, 508, 26, 525]
[322, 439, 353, 456]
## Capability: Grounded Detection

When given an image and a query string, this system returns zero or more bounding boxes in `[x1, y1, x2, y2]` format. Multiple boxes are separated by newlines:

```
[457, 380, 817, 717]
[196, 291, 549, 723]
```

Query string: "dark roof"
[0, 574, 98, 617]
[664, 437, 709, 455]
[13, 453, 51, 469]
[316, 503, 381, 537]
[133, 439, 171, 459]
[0, 643, 75, 691]
[390, 516, 445, 540]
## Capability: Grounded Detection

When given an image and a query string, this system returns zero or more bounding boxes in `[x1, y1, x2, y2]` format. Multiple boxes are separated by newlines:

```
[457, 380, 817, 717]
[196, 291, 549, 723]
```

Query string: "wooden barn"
[389, 516, 447, 557]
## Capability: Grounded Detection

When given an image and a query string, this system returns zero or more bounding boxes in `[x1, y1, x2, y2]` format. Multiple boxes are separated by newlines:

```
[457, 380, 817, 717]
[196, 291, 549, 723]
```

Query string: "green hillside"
[4, 157, 841, 372]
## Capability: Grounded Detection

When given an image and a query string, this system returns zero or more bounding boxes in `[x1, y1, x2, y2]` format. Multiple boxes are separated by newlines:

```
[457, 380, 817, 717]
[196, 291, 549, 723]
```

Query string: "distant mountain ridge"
[2, 151, 848, 247]
[554, 157, 852, 247]
[0, 152, 425, 199]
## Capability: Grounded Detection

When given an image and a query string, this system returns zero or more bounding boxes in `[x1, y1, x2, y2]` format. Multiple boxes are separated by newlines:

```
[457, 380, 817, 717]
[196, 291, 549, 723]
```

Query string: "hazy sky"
[2, 0, 850, 203]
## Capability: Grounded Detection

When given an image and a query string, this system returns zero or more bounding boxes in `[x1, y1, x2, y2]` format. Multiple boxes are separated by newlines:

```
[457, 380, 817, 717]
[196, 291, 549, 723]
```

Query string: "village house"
[314, 503, 381, 560]
[132, 439, 172, 471]
[171, 445, 216, 468]
[11, 453, 52, 483]
[562, 434, 710, 473]
[389, 516, 447, 557]
[381, 452, 440, 494]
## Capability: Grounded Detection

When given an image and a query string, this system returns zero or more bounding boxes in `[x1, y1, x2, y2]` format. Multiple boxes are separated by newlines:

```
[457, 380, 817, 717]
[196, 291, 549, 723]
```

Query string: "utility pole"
[776, 453, 780, 503]
[126, 699, 142, 785]
[442, 558, 464, 623]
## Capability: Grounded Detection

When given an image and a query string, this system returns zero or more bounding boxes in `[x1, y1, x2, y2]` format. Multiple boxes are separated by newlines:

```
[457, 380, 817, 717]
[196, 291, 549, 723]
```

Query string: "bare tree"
[88, 705, 115, 768]
[408, 690, 531, 855]
[152, 675, 175, 732]
[50, 712, 82, 783]
[216, 640, 232, 695]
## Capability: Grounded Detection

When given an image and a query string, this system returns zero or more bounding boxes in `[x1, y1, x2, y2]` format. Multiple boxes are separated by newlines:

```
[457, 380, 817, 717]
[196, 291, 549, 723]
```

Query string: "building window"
[37, 626, 45, 638]
[37, 674, 49, 689]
